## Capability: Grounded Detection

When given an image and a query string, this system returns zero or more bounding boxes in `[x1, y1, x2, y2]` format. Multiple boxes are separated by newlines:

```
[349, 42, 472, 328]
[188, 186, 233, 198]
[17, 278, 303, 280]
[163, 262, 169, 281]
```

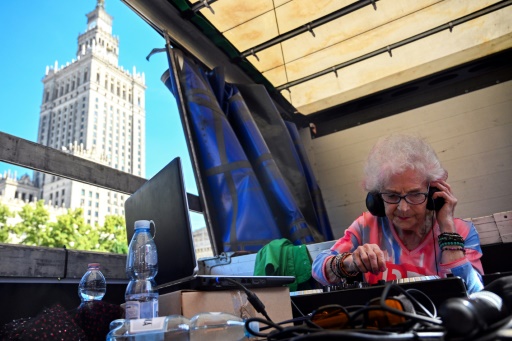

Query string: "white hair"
[363, 134, 447, 192]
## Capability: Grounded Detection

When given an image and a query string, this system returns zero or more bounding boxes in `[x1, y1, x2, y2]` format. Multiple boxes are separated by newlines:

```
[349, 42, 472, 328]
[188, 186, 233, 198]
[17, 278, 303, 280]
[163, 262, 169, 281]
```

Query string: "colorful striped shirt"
[312, 212, 484, 294]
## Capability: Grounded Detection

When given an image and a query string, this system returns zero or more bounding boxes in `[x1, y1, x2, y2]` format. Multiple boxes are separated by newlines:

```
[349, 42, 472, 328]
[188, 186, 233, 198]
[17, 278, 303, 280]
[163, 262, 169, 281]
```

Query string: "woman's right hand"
[349, 244, 387, 275]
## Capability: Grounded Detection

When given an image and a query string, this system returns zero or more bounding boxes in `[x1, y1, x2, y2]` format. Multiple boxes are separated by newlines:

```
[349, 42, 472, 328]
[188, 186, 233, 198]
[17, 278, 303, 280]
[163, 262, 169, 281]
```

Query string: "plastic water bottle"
[106, 315, 190, 340]
[189, 312, 254, 341]
[78, 263, 107, 302]
[125, 220, 159, 319]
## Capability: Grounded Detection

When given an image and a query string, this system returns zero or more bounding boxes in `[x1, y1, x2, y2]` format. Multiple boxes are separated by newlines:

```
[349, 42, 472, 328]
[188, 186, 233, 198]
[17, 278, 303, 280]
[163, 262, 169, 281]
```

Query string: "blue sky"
[0, 0, 205, 229]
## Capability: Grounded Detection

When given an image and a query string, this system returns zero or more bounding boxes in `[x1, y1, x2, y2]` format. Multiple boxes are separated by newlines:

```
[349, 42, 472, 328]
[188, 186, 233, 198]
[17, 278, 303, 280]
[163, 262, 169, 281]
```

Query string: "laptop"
[124, 157, 295, 294]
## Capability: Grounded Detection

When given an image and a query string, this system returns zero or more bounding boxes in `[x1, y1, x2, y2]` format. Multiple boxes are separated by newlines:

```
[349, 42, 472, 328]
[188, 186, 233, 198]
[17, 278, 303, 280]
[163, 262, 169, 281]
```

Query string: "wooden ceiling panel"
[246, 45, 284, 72]
[280, 0, 503, 84]
[289, 10, 512, 114]
[261, 65, 288, 86]
[198, 0, 274, 32]
[123, 0, 512, 123]
[223, 11, 279, 52]
[280, 0, 440, 63]
[275, 0, 356, 34]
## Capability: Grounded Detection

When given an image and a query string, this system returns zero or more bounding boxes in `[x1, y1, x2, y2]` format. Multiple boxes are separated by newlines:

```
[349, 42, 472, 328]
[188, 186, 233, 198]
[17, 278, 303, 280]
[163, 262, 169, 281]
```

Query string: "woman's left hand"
[431, 180, 457, 233]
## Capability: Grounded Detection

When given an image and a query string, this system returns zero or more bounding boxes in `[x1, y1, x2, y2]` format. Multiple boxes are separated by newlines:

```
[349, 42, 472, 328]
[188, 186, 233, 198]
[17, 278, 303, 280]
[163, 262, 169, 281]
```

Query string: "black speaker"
[366, 187, 445, 217]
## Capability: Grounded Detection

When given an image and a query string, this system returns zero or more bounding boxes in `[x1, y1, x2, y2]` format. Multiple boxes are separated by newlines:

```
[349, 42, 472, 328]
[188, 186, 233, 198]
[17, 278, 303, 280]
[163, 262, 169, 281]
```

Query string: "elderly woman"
[312, 134, 484, 294]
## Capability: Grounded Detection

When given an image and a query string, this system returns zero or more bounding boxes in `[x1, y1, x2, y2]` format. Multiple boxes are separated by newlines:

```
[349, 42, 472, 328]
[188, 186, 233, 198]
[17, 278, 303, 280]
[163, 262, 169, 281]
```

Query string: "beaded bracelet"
[439, 241, 465, 249]
[441, 247, 466, 254]
[438, 232, 464, 241]
[438, 232, 464, 249]
[337, 252, 359, 277]
[329, 255, 343, 279]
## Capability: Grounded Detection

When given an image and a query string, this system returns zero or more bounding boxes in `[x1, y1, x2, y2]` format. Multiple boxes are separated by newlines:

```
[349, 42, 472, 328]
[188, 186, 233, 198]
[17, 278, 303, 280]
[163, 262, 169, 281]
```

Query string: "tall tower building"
[36, 0, 146, 226]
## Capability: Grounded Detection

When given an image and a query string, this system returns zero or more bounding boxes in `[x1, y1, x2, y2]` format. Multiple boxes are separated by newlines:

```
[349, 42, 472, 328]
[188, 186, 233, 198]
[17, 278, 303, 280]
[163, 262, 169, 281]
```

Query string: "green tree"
[0, 203, 14, 243]
[10, 201, 128, 253]
[97, 215, 128, 254]
[12, 200, 51, 246]
[47, 207, 99, 250]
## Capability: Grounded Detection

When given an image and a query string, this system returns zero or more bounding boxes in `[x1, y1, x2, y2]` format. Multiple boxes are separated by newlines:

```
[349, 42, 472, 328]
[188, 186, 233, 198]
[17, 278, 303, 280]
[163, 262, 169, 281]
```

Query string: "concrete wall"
[302, 80, 512, 239]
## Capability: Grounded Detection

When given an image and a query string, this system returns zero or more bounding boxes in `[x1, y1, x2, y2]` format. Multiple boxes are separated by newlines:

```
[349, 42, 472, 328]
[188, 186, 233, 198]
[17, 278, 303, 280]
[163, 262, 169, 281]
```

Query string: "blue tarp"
[285, 122, 334, 241]
[223, 83, 319, 244]
[163, 49, 281, 252]
[163, 48, 332, 253]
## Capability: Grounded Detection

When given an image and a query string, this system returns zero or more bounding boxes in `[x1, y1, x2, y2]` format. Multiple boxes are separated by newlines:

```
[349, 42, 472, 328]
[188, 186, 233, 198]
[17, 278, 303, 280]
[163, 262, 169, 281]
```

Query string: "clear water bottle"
[125, 220, 159, 319]
[189, 312, 254, 341]
[78, 263, 107, 302]
[106, 315, 190, 340]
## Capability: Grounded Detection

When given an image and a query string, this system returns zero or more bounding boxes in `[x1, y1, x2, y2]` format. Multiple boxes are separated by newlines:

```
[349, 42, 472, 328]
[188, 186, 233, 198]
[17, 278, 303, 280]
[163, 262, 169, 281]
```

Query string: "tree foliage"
[12, 200, 51, 246]
[0, 203, 14, 243]
[6, 200, 127, 254]
[97, 215, 128, 254]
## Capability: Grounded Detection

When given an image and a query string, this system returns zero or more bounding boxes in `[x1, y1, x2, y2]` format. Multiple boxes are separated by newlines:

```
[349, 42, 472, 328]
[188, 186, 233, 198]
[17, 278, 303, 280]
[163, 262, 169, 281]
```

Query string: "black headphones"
[366, 187, 445, 217]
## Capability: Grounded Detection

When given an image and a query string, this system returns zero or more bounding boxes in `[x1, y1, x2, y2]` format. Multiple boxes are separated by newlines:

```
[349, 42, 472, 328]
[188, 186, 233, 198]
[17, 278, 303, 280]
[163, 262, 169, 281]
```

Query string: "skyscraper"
[36, 0, 146, 226]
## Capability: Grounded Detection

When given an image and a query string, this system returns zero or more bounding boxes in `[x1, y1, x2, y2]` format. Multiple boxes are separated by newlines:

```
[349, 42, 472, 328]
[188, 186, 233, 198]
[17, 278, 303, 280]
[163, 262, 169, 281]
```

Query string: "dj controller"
[290, 276, 468, 317]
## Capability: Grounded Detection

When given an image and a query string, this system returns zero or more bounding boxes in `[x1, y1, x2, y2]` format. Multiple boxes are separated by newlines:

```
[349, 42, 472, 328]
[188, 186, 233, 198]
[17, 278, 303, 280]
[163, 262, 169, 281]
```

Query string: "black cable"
[379, 283, 442, 326]
[239, 279, 443, 339]
[404, 288, 437, 318]
[244, 317, 285, 338]
[431, 210, 440, 276]
[223, 277, 273, 321]
[290, 297, 307, 317]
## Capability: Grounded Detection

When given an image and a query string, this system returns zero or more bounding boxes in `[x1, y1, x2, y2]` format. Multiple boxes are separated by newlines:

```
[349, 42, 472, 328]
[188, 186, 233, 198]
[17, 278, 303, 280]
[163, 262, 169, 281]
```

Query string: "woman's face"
[383, 169, 428, 233]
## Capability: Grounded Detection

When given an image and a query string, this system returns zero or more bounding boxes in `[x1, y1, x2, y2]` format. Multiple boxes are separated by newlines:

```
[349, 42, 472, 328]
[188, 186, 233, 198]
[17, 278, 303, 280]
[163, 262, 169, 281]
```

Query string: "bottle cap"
[88, 263, 100, 269]
[134, 220, 151, 229]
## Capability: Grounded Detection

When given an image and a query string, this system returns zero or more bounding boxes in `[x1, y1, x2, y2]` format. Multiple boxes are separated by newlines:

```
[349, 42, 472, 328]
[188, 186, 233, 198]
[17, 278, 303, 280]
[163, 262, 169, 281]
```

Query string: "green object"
[254, 238, 312, 292]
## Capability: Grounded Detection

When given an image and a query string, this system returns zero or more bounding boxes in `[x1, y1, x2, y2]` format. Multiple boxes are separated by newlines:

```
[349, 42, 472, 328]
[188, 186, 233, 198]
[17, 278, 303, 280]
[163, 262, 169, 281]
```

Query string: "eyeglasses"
[380, 192, 428, 205]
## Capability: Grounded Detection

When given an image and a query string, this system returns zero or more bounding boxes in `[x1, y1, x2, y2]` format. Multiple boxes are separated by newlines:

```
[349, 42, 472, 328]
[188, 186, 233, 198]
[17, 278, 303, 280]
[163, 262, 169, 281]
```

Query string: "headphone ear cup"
[366, 192, 386, 217]
[427, 187, 445, 211]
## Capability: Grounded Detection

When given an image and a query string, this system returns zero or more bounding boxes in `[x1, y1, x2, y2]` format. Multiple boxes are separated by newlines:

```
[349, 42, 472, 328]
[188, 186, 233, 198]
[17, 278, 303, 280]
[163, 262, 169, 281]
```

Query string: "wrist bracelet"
[441, 247, 466, 254]
[338, 252, 359, 277]
[329, 256, 342, 279]
[439, 241, 465, 249]
[438, 232, 464, 249]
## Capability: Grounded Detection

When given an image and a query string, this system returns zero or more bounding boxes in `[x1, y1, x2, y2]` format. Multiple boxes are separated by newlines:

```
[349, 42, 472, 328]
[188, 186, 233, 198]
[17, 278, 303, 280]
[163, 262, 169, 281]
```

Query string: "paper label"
[129, 316, 166, 334]
[125, 301, 140, 320]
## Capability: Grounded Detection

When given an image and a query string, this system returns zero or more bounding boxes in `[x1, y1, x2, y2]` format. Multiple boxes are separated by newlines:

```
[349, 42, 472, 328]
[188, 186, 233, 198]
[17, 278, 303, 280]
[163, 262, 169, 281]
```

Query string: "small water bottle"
[125, 220, 159, 319]
[78, 263, 107, 302]
[189, 312, 254, 341]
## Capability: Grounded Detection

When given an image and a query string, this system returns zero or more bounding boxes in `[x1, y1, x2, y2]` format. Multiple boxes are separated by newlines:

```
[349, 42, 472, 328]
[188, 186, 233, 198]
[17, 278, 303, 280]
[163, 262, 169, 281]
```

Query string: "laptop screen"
[124, 157, 198, 287]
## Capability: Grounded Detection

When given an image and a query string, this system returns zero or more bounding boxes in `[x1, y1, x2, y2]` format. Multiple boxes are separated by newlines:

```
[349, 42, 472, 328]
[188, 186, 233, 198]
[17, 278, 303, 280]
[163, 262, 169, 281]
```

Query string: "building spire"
[97, 0, 105, 8]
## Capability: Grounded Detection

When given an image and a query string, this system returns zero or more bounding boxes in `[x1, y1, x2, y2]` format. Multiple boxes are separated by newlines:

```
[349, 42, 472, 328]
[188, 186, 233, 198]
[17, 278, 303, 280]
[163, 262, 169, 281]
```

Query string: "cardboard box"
[159, 286, 293, 323]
